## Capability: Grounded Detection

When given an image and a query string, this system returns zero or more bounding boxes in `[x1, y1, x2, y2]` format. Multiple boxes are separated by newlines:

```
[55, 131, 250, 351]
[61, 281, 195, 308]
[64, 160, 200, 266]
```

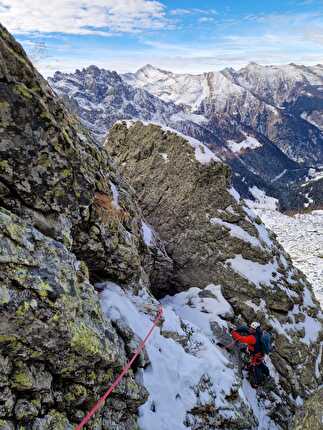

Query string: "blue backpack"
[261, 331, 272, 354]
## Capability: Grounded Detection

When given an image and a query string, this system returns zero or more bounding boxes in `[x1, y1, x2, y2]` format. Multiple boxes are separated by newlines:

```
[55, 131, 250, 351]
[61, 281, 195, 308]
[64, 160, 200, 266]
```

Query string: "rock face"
[107, 120, 323, 427]
[0, 24, 170, 429]
[293, 387, 323, 430]
[0, 24, 171, 290]
[0, 208, 147, 429]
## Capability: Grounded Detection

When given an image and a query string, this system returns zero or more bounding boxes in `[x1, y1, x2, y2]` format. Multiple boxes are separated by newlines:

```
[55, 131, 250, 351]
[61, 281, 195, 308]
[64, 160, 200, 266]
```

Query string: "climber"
[231, 322, 270, 388]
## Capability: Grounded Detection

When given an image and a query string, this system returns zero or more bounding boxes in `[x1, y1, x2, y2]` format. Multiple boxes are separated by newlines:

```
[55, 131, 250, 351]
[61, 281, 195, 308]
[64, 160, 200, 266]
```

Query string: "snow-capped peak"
[136, 64, 161, 74]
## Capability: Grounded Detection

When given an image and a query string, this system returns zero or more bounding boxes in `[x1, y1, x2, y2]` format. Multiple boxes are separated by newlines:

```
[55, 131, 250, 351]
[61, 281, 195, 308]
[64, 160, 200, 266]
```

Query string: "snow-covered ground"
[254, 209, 323, 307]
[226, 135, 262, 154]
[100, 282, 280, 430]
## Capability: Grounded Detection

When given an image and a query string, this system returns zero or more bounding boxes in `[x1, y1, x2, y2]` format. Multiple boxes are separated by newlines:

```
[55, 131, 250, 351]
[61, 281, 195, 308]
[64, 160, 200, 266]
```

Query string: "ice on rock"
[141, 221, 155, 247]
[109, 181, 120, 209]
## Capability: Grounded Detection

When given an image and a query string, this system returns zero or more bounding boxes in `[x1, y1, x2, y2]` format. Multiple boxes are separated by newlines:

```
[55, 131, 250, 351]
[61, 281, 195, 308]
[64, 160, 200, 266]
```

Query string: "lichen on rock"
[0, 207, 148, 428]
[0, 24, 157, 429]
[292, 388, 323, 430]
[0, 23, 170, 290]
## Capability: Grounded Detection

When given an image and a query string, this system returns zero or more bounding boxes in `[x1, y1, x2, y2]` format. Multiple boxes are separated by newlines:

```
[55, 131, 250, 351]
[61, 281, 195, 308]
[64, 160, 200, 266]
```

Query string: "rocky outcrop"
[107, 120, 323, 427]
[293, 387, 323, 430]
[0, 24, 170, 429]
[0, 24, 171, 290]
[0, 207, 147, 429]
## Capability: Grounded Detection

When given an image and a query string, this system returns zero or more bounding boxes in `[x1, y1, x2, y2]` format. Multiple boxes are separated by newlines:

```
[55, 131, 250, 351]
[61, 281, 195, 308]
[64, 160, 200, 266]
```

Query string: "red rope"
[75, 306, 163, 430]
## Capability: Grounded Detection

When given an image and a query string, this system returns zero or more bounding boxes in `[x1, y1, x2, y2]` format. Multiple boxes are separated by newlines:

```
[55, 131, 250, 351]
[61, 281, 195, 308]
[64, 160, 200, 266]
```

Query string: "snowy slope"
[126, 63, 323, 114]
[124, 65, 213, 109]
[100, 282, 281, 430]
[246, 187, 322, 306]
[124, 64, 323, 166]
[224, 62, 323, 106]
[255, 208, 323, 307]
[124, 65, 256, 111]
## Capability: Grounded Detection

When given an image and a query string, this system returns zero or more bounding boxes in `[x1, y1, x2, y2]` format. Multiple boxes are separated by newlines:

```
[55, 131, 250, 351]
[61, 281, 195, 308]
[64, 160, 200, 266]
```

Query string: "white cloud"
[199, 17, 215, 23]
[302, 26, 323, 44]
[170, 8, 217, 17]
[170, 9, 193, 16]
[36, 41, 323, 79]
[6, 2, 323, 76]
[0, 0, 169, 35]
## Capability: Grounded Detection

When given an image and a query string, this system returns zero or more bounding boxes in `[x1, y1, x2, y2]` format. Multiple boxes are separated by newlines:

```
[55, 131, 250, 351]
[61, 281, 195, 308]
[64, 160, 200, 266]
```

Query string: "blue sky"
[1, 0, 323, 76]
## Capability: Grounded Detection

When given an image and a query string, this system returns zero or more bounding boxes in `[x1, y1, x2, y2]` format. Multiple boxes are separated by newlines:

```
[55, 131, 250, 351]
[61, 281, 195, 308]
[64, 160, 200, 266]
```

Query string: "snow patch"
[246, 186, 279, 210]
[227, 255, 279, 288]
[162, 285, 233, 337]
[254, 222, 273, 249]
[227, 135, 262, 153]
[141, 221, 155, 247]
[184, 135, 220, 164]
[240, 379, 280, 430]
[284, 304, 322, 345]
[228, 186, 241, 202]
[159, 152, 169, 162]
[210, 217, 263, 249]
[109, 181, 120, 209]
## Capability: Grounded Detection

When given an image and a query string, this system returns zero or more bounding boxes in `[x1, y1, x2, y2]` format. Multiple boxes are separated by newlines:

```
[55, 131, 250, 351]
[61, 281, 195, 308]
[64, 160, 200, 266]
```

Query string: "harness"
[250, 352, 264, 366]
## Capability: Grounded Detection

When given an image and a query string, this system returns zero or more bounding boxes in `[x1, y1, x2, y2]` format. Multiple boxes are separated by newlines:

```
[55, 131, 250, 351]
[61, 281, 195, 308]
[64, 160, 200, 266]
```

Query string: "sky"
[1, 0, 323, 77]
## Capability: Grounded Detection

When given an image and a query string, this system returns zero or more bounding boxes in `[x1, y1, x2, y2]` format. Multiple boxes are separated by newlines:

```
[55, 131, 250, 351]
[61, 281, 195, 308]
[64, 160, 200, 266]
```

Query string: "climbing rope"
[75, 306, 163, 430]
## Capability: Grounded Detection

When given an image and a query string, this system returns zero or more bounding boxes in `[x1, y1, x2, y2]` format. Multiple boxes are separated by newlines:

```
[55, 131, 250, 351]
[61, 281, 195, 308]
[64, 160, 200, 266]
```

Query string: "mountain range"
[49, 63, 323, 210]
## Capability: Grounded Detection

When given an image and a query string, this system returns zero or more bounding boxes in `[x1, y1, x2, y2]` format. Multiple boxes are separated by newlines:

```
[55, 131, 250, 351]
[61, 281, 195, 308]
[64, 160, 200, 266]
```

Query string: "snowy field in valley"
[255, 209, 323, 307]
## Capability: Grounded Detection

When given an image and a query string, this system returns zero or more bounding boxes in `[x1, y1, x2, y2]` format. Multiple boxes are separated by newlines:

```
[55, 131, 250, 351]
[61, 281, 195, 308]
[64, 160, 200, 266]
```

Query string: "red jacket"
[231, 330, 264, 365]
[231, 330, 256, 352]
